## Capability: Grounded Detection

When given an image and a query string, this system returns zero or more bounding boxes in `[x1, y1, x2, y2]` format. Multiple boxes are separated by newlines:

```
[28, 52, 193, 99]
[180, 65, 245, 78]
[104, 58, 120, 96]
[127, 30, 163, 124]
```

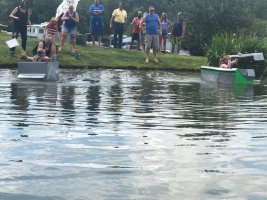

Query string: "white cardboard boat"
[201, 53, 266, 85]
[17, 61, 59, 81]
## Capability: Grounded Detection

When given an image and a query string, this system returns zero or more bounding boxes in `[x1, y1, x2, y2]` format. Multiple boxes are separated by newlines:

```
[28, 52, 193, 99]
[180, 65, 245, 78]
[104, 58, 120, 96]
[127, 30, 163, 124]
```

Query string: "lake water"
[0, 68, 267, 200]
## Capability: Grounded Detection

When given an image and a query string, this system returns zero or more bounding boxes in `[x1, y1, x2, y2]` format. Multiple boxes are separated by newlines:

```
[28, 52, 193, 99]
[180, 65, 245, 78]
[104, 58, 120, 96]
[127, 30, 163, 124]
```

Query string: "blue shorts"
[62, 26, 77, 35]
[90, 19, 104, 36]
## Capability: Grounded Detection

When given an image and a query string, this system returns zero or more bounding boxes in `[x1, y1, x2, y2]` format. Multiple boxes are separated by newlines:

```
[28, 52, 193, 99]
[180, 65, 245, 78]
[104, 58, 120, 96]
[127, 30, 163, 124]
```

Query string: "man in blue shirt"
[140, 5, 162, 63]
[89, 0, 104, 46]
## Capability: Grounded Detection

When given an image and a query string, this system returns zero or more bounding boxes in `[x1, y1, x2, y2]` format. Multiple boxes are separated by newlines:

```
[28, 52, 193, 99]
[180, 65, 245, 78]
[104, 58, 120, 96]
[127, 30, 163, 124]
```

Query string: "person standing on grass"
[129, 11, 142, 51]
[139, 12, 147, 52]
[89, 0, 104, 46]
[159, 12, 172, 53]
[60, 4, 79, 53]
[140, 5, 162, 63]
[171, 12, 186, 54]
[9, 0, 32, 54]
[110, 1, 127, 49]
[56, 12, 64, 42]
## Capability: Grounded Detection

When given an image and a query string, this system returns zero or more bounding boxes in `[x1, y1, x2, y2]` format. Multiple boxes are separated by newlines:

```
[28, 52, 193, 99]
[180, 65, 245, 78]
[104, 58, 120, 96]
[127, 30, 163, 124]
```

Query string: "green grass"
[0, 32, 207, 70]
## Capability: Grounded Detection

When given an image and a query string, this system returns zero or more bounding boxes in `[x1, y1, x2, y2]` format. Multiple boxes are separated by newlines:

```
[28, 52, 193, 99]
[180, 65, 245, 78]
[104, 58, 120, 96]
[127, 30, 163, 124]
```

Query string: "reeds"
[204, 32, 267, 66]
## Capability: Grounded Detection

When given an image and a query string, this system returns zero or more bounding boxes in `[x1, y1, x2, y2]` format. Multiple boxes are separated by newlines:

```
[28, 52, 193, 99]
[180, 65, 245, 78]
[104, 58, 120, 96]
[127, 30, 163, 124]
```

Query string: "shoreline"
[0, 63, 203, 72]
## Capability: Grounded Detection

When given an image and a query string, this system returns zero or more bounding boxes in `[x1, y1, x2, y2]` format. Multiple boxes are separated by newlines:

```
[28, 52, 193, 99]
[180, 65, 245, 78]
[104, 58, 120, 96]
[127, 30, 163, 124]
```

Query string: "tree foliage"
[182, 0, 255, 55]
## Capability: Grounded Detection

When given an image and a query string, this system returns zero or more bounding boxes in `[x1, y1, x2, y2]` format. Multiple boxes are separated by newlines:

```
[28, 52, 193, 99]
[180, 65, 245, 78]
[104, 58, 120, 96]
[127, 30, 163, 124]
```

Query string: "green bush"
[204, 33, 267, 66]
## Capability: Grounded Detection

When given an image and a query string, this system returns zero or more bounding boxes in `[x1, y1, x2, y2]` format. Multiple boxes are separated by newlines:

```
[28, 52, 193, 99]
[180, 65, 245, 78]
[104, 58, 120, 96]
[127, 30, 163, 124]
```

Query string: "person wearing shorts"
[60, 4, 79, 53]
[140, 5, 161, 63]
[159, 12, 172, 52]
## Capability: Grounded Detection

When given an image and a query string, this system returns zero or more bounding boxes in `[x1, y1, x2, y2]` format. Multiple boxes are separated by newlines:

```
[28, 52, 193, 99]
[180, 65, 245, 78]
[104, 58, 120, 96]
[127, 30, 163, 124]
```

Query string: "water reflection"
[10, 82, 29, 110]
[86, 84, 101, 126]
[10, 81, 58, 107]
[60, 85, 76, 126]
[200, 81, 254, 103]
[107, 73, 123, 112]
[0, 69, 267, 200]
[9, 81, 58, 129]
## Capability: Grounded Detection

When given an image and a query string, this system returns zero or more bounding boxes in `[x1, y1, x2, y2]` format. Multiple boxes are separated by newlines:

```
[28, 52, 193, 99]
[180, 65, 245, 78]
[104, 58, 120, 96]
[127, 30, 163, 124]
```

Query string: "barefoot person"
[140, 5, 162, 63]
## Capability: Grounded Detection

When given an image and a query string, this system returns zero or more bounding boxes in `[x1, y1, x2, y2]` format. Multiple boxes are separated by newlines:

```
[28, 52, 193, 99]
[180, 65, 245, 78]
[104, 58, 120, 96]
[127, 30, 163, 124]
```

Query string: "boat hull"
[17, 62, 59, 81]
[201, 66, 255, 85]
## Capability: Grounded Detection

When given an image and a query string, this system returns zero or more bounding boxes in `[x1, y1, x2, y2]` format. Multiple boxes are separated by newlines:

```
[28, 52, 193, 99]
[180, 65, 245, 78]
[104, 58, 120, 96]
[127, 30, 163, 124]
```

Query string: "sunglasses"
[149, 10, 155, 11]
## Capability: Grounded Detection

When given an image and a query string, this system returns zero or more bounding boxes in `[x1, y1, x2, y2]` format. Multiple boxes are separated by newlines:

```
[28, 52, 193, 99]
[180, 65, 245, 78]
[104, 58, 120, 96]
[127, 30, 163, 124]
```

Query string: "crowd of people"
[9, 0, 187, 64]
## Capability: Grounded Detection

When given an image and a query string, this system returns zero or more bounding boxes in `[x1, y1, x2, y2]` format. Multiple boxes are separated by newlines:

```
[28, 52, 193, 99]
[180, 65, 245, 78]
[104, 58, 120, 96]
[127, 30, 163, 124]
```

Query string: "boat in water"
[17, 61, 59, 81]
[201, 53, 266, 85]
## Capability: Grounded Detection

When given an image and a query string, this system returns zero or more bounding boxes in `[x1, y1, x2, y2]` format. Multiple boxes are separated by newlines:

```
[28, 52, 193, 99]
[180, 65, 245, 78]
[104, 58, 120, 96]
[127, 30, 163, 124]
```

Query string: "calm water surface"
[0, 69, 267, 200]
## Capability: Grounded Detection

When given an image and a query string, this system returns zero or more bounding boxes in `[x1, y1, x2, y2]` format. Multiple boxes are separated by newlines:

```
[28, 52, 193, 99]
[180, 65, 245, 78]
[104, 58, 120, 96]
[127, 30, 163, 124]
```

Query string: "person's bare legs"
[60, 33, 67, 51]
[141, 44, 145, 52]
[159, 35, 163, 51]
[163, 38, 166, 52]
[146, 48, 150, 63]
[153, 48, 158, 63]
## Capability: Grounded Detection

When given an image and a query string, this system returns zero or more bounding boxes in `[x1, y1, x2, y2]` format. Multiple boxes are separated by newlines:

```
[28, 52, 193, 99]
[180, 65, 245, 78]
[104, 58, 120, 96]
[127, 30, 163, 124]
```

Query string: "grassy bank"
[0, 32, 207, 70]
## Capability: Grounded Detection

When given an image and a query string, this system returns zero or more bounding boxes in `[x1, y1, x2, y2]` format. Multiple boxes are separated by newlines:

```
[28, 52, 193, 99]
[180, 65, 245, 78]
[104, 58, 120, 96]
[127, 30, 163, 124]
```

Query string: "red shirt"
[46, 22, 58, 35]
[131, 17, 141, 33]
